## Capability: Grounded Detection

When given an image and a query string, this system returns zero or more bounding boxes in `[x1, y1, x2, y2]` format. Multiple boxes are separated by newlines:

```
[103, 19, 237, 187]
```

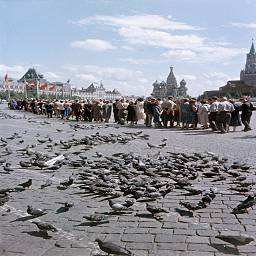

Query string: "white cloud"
[162, 50, 197, 60]
[72, 14, 203, 31]
[162, 45, 246, 63]
[75, 74, 96, 82]
[186, 72, 234, 96]
[230, 22, 256, 29]
[70, 39, 116, 51]
[70, 14, 244, 64]
[120, 58, 160, 65]
[44, 71, 61, 80]
[0, 64, 27, 78]
[180, 74, 197, 81]
[63, 64, 150, 95]
[118, 27, 204, 49]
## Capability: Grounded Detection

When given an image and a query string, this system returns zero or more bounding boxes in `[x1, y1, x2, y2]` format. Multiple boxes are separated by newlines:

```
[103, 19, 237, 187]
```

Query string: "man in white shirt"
[216, 96, 234, 133]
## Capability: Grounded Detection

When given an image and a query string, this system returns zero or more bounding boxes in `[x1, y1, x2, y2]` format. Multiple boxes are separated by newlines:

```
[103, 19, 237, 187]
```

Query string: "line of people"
[8, 95, 255, 133]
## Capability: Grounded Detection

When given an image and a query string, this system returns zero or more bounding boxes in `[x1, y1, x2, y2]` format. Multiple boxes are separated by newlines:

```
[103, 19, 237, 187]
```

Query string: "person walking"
[72, 100, 82, 121]
[240, 97, 254, 132]
[197, 99, 210, 129]
[229, 99, 241, 132]
[135, 98, 146, 124]
[126, 101, 137, 126]
[209, 96, 219, 131]
[216, 97, 234, 133]
[161, 96, 176, 128]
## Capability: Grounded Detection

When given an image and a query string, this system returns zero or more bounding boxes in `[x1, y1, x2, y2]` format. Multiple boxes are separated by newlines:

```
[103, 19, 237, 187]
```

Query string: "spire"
[249, 40, 255, 54]
[166, 66, 177, 88]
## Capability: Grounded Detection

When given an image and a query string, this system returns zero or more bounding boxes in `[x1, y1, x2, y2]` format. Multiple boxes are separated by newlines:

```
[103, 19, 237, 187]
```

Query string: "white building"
[71, 82, 121, 100]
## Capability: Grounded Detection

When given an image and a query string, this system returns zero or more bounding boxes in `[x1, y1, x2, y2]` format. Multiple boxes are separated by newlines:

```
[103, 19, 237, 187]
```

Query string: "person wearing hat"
[216, 96, 234, 133]
[240, 97, 254, 132]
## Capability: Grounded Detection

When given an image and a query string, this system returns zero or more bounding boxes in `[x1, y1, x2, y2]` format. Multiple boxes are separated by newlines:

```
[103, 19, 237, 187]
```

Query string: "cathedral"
[151, 66, 188, 99]
[204, 41, 256, 98]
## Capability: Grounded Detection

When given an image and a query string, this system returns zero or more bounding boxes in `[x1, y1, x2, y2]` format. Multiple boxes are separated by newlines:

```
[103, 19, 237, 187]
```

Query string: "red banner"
[39, 83, 48, 90]
[48, 84, 56, 91]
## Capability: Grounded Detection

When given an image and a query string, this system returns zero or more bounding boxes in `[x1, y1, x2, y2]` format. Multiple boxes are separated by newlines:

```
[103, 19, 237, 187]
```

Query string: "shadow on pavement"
[22, 231, 52, 239]
[210, 243, 240, 255]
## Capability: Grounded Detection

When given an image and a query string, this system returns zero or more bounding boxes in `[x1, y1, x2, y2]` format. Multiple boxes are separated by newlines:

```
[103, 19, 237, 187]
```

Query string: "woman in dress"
[197, 99, 210, 129]
[135, 98, 146, 124]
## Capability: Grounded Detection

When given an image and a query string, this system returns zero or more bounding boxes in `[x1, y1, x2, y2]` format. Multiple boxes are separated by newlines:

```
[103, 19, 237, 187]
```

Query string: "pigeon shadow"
[56, 207, 69, 214]
[136, 198, 156, 203]
[99, 195, 121, 201]
[233, 135, 256, 140]
[22, 231, 52, 239]
[10, 215, 38, 222]
[102, 211, 133, 216]
[210, 243, 240, 255]
[175, 208, 194, 217]
[135, 213, 155, 219]
[74, 221, 109, 227]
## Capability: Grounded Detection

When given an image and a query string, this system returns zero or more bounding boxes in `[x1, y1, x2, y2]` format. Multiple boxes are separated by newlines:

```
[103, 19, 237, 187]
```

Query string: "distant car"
[0, 99, 7, 103]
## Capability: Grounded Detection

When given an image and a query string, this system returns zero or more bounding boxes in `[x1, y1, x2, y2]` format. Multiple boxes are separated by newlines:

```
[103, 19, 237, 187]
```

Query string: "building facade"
[71, 82, 121, 100]
[151, 66, 188, 99]
[204, 42, 256, 98]
[18, 68, 72, 98]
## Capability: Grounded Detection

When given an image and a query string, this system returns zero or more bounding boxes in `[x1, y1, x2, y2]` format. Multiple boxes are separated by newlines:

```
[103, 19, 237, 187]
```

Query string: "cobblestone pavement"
[1, 104, 256, 256]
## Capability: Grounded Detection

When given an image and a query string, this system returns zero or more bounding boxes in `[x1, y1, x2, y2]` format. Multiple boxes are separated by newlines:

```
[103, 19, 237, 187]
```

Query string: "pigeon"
[147, 142, 161, 149]
[179, 201, 205, 211]
[18, 179, 32, 189]
[37, 138, 48, 143]
[41, 179, 53, 189]
[96, 152, 103, 157]
[122, 198, 136, 208]
[32, 221, 58, 233]
[232, 194, 256, 214]
[27, 205, 47, 217]
[83, 213, 109, 225]
[95, 239, 132, 256]
[19, 161, 32, 168]
[3, 163, 14, 172]
[215, 233, 254, 247]
[60, 176, 74, 187]
[108, 200, 129, 212]
[146, 203, 168, 215]
[0, 192, 10, 206]
[56, 202, 73, 214]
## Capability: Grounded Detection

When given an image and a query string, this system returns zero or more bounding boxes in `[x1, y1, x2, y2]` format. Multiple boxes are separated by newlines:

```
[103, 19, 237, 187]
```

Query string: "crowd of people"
[8, 96, 255, 133]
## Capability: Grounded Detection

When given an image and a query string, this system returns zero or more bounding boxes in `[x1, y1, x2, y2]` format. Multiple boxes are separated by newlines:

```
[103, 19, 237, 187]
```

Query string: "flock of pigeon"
[0, 111, 256, 255]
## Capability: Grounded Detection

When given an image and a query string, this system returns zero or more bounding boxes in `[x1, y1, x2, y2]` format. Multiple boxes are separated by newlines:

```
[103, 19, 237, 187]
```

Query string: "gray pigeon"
[27, 205, 47, 217]
[95, 239, 132, 255]
[32, 221, 58, 233]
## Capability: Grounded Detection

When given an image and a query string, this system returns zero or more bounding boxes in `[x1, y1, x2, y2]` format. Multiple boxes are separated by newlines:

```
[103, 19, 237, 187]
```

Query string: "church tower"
[240, 41, 256, 86]
[166, 66, 178, 96]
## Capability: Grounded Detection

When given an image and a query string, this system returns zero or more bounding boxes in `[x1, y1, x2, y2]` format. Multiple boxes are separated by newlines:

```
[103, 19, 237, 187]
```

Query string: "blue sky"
[1, 0, 256, 96]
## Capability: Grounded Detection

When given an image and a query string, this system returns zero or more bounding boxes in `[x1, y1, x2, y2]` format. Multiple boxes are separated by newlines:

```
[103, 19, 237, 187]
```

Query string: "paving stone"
[121, 234, 154, 243]
[186, 236, 209, 244]
[187, 243, 217, 252]
[155, 234, 186, 243]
